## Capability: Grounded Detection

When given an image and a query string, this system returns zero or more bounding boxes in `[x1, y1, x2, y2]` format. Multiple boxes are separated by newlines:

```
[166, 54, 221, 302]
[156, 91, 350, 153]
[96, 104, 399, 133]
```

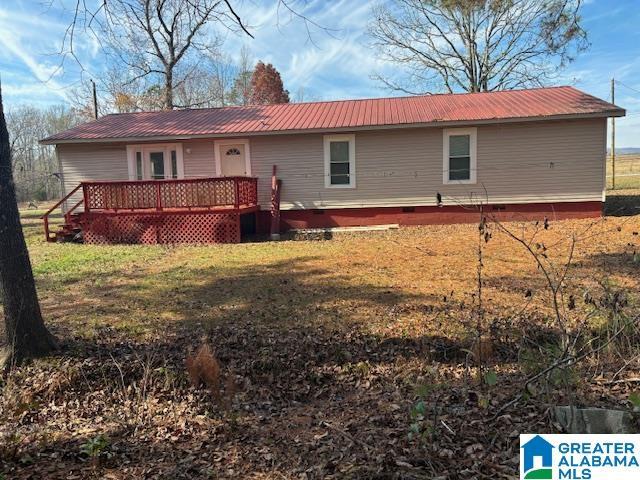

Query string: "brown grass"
[1, 203, 639, 478]
[607, 154, 640, 190]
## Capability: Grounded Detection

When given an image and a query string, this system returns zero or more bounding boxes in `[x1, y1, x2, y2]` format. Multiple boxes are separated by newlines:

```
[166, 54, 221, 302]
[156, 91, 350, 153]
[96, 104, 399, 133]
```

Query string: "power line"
[616, 80, 640, 96]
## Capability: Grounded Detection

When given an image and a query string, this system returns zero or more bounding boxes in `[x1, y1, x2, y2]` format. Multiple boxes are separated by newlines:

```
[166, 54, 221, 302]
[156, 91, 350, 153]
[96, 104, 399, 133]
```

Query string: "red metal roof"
[42, 86, 624, 144]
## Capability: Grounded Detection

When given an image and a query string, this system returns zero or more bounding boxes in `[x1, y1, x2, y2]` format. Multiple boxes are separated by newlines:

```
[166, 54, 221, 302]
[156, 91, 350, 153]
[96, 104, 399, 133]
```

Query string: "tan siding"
[58, 140, 218, 199]
[58, 118, 606, 211]
[58, 143, 128, 207]
[250, 118, 606, 209]
[183, 140, 216, 177]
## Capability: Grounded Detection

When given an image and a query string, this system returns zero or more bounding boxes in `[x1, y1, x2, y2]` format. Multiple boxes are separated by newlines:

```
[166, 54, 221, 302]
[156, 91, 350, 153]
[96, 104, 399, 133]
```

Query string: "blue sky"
[0, 0, 638, 146]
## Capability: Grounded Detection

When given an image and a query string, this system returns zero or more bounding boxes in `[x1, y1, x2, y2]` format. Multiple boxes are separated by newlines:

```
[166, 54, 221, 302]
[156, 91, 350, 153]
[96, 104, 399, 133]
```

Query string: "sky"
[0, 0, 638, 147]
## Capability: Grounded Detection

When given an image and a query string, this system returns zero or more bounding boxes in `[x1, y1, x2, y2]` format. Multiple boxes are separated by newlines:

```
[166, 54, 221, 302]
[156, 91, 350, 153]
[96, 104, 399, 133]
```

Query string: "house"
[521, 435, 554, 477]
[40, 86, 625, 244]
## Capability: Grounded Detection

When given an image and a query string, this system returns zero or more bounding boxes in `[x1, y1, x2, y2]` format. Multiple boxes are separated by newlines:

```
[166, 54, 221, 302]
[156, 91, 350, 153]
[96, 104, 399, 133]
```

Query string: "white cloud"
[0, 31, 68, 101]
[0, 3, 72, 102]
[222, 0, 390, 100]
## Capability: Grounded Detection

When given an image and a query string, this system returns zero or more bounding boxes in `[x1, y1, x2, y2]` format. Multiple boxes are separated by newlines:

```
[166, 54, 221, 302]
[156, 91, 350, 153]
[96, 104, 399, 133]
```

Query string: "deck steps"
[51, 215, 83, 243]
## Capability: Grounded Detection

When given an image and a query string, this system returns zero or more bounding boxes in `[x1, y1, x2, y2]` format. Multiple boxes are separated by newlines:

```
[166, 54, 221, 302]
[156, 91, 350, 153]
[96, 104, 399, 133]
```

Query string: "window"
[324, 134, 355, 188]
[126, 144, 184, 181]
[226, 147, 241, 156]
[171, 150, 178, 179]
[135, 151, 143, 180]
[149, 151, 165, 179]
[443, 128, 477, 184]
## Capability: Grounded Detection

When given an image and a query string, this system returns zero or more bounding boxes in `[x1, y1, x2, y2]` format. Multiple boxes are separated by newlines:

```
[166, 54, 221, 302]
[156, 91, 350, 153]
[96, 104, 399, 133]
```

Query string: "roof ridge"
[101, 86, 578, 117]
[41, 86, 624, 144]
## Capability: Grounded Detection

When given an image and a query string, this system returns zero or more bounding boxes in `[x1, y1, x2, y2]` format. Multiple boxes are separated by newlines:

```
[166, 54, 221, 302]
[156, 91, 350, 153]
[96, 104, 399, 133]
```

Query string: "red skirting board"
[263, 201, 603, 233]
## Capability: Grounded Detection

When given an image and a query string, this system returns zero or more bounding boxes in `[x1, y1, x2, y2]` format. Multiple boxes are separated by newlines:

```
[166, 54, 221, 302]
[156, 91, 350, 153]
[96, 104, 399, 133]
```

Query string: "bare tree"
[369, 0, 589, 94]
[174, 49, 237, 108]
[229, 45, 254, 106]
[57, 0, 334, 110]
[0, 84, 57, 369]
[63, 0, 254, 110]
[209, 51, 238, 107]
[7, 105, 81, 202]
[59, 0, 325, 110]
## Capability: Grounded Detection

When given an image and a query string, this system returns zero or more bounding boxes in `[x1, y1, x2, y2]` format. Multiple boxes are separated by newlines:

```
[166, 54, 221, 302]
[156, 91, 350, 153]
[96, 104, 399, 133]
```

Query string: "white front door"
[220, 143, 248, 176]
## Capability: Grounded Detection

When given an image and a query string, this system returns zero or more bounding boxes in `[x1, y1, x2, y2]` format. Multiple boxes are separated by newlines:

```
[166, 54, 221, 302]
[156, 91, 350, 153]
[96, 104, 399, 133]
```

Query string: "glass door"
[148, 151, 165, 179]
[129, 144, 183, 181]
[143, 147, 179, 180]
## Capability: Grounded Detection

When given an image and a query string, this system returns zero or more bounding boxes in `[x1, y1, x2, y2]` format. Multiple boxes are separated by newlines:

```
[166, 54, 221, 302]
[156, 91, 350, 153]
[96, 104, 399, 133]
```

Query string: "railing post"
[270, 166, 281, 240]
[156, 182, 162, 211]
[234, 178, 240, 209]
[253, 177, 258, 205]
[82, 184, 90, 213]
[43, 216, 50, 242]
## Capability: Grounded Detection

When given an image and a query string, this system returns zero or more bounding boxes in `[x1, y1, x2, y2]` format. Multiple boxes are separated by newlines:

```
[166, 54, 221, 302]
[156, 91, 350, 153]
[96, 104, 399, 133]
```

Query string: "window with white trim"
[127, 143, 184, 181]
[170, 150, 178, 179]
[135, 151, 143, 180]
[324, 134, 355, 188]
[443, 128, 477, 184]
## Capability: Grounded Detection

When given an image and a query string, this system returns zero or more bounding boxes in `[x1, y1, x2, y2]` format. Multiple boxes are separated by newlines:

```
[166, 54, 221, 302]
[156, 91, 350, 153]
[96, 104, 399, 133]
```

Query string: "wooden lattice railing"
[42, 177, 258, 242]
[82, 177, 258, 212]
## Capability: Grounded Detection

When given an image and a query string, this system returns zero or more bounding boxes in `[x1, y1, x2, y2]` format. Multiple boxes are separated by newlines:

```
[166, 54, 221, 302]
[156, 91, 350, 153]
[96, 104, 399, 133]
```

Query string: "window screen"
[135, 151, 143, 180]
[329, 141, 350, 185]
[171, 150, 178, 179]
[448, 135, 471, 181]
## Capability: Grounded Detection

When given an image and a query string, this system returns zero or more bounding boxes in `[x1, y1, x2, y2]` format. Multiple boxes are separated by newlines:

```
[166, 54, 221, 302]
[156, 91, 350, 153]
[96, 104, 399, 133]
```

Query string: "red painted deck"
[42, 177, 259, 244]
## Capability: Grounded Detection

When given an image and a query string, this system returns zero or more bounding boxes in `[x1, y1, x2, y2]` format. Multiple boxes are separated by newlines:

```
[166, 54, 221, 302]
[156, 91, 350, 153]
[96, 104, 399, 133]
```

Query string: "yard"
[1, 192, 640, 479]
[607, 154, 640, 190]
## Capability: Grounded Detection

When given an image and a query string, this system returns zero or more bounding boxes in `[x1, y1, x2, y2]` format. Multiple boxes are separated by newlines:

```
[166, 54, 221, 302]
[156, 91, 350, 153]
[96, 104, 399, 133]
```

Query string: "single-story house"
[40, 86, 625, 244]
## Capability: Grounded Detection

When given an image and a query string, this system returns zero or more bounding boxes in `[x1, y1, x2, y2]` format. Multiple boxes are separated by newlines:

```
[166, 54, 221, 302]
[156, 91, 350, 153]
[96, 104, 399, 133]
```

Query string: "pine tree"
[250, 62, 290, 105]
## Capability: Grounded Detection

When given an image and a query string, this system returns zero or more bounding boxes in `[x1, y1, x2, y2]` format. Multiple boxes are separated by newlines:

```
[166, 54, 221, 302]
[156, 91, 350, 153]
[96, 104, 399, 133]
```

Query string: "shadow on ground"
[605, 191, 640, 217]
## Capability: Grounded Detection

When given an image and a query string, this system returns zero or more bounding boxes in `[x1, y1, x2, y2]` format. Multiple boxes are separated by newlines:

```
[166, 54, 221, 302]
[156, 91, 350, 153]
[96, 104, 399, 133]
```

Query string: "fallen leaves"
[1, 212, 639, 478]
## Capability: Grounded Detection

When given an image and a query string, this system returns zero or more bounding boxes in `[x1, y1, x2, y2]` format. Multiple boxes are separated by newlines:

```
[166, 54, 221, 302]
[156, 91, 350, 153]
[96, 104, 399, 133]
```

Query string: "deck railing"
[82, 176, 258, 212]
[42, 177, 258, 242]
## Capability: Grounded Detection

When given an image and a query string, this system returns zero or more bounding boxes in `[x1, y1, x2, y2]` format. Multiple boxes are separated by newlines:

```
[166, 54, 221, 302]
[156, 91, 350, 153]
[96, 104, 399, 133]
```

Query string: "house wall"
[57, 140, 217, 207]
[57, 143, 129, 206]
[57, 118, 607, 214]
[249, 118, 607, 209]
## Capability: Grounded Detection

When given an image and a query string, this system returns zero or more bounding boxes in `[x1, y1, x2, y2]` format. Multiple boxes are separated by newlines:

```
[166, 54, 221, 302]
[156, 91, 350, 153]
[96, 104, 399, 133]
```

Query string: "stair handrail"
[41, 183, 83, 242]
[64, 199, 85, 224]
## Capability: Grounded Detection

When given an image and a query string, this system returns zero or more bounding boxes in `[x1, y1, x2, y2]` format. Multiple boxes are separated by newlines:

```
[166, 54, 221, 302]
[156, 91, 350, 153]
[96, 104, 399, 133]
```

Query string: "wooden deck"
[82, 177, 258, 212]
[43, 177, 259, 244]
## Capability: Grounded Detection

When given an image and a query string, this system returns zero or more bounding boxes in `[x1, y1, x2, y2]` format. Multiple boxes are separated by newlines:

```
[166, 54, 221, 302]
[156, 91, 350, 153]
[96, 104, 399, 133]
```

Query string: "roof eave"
[39, 110, 625, 145]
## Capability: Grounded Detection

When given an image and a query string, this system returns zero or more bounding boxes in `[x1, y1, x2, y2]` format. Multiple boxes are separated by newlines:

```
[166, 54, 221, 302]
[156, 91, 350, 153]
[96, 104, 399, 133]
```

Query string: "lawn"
[607, 154, 640, 190]
[1, 196, 640, 479]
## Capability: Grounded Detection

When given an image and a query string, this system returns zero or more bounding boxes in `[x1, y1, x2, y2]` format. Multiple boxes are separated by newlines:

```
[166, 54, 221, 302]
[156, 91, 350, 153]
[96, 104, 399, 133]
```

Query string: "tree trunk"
[0, 85, 57, 369]
[164, 67, 174, 110]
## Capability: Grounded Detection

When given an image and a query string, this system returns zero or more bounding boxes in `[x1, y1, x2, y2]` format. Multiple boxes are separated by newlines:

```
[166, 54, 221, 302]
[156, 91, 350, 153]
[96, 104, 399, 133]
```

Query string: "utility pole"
[611, 78, 616, 190]
[91, 79, 98, 120]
